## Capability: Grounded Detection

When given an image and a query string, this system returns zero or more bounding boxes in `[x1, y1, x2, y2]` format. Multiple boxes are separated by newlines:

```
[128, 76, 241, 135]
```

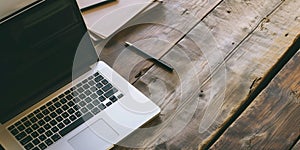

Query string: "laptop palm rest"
[68, 119, 118, 150]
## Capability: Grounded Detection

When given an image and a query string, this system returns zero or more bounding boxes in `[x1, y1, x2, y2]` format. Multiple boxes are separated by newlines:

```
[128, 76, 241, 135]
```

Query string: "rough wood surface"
[109, 0, 300, 149]
[93, 0, 223, 83]
[210, 46, 300, 149]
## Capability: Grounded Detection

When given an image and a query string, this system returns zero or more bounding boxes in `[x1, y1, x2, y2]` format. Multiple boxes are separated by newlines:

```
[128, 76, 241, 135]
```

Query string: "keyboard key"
[64, 90, 71, 95]
[109, 96, 118, 102]
[16, 131, 26, 140]
[21, 117, 28, 122]
[88, 80, 96, 86]
[53, 98, 59, 103]
[40, 106, 46, 111]
[96, 83, 103, 88]
[102, 84, 112, 92]
[60, 98, 67, 104]
[45, 139, 53, 146]
[44, 116, 51, 122]
[90, 87, 97, 92]
[57, 123, 65, 129]
[75, 112, 82, 117]
[38, 120, 45, 126]
[77, 87, 84, 93]
[48, 105, 55, 111]
[37, 128, 45, 134]
[36, 113, 44, 119]
[28, 113, 34, 118]
[20, 135, 33, 145]
[86, 104, 94, 110]
[30, 117, 38, 123]
[58, 94, 64, 99]
[32, 147, 40, 150]
[80, 107, 88, 113]
[38, 134, 46, 141]
[96, 90, 104, 96]
[85, 97, 92, 103]
[38, 142, 47, 150]
[99, 96, 106, 102]
[98, 104, 106, 110]
[32, 139, 40, 145]
[50, 120, 57, 126]
[94, 76, 103, 82]
[44, 124, 51, 130]
[90, 93, 98, 99]
[92, 100, 100, 106]
[45, 131, 53, 137]
[55, 108, 63, 114]
[88, 75, 93, 80]
[31, 132, 39, 138]
[24, 142, 34, 150]
[79, 101, 86, 107]
[24, 121, 32, 127]
[54, 102, 61, 108]
[76, 82, 82, 88]
[62, 105, 69, 111]
[69, 115, 76, 121]
[117, 94, 124, 99]
[33, 110, 40, 115]
[83, 84, 90, 89]
[63, 119, 71, 125]
[104, 88, 117, 98]
[101, 79, 108, 85]
[67, 101, 75, 107]
[50, 112, 57, 118]
[17, 124, 25, 131]
[11, 128, 19, 135]
[82, 79, 88, 84]
[84, 90, 92, 96]
[93, 72, 100, 77]
[67, 108, 75, 114]
[79, 94, 86, 99]
[106, 102, 112, 107]
[31, 124, 39, 130]
[66, 94, 73, 100]
[59, 113, 92, 137]
[56, 116, 63, 122]
[25, 128, 33, 134]
[46, 101, 53, 106]
[91, 108, 100, 115]
[62, 112, 69, 118]
[51, 127, 59, 133]
[51, 134, 61, 142]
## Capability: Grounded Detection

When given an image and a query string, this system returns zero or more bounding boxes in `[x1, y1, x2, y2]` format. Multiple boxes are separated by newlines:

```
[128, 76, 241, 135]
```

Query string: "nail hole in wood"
[285, 33, 289, 37]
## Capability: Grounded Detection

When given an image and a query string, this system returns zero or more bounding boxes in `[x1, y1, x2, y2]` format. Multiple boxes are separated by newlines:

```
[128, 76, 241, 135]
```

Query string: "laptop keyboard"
[7, 72, 124, 150]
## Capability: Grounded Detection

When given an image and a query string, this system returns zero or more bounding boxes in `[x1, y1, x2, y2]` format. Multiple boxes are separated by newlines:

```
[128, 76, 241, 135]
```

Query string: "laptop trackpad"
[68, 127, 112, 150]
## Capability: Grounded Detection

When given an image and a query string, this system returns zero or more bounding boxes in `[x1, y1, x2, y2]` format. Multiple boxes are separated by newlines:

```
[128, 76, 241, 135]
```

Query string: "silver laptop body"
[0, 0, 160, 149]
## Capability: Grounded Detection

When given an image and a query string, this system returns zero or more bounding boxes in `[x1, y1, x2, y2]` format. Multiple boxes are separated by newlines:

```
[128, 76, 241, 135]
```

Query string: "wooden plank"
[210, 42, 300, 149]
[94, 0, 223, 83]
[111, 0, 300, 149]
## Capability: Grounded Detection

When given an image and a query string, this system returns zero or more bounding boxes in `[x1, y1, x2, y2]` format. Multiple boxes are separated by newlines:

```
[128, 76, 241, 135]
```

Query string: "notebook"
[81, 0, 163, 39]
[0, 0, 160, 150]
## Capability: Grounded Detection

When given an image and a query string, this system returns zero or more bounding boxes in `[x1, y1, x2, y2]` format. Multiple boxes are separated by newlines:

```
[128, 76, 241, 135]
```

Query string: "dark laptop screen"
[0, 0, 98, 123]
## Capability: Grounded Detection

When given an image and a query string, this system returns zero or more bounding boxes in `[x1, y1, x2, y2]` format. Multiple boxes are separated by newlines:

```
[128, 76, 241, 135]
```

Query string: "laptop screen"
[0, 0, 98, 123]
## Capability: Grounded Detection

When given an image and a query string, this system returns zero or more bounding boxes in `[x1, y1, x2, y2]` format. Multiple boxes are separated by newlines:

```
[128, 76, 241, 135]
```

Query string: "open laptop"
[0, 0, 160, 150]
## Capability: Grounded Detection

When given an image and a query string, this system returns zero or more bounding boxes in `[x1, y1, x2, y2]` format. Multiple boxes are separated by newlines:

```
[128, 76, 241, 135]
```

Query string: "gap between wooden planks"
[111, 0, 300, 149]
[210, 35, 300, 149]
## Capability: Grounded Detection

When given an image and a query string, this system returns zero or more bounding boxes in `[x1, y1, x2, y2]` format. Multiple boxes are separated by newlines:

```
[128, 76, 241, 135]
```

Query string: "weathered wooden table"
[83, 0, 300, 149]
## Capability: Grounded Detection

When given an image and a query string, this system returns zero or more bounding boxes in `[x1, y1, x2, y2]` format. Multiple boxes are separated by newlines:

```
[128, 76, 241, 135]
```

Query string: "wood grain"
[210, 46, 300, 149]
[93, 0, 223, 83]
[110, 0, 300, 149]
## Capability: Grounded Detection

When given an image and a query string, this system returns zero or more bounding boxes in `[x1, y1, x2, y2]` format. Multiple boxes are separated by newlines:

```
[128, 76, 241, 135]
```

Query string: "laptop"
[0, 0, 160, 150]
